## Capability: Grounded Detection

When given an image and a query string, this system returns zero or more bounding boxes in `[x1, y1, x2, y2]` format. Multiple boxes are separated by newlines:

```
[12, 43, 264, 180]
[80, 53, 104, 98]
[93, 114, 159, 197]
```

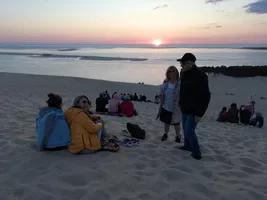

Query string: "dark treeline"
[199, 66, 267, 77]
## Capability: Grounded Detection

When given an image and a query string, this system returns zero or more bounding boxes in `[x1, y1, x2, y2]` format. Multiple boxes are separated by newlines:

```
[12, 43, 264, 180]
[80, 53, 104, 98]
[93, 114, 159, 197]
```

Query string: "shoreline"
[0, 72, 159, 87]
[0, 52, 147, 61]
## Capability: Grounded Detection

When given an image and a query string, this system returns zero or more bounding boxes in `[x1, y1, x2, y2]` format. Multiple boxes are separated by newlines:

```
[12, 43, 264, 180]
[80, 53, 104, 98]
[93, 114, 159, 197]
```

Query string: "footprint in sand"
[59, 174, 89, 187]
[240, 166, 263, 175]
[132, 162, 147, 170]
[239, 157, 263, 168]
[161, 168, 189, 181]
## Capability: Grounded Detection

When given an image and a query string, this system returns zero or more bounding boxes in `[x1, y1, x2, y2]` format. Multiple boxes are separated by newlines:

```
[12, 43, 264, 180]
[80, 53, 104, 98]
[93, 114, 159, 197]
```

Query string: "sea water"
[0, 44, 267, 85]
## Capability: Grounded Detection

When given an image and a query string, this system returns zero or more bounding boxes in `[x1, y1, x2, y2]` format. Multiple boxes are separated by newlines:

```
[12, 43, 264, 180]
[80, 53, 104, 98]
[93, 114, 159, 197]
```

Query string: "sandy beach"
[0, 72, 267, 200]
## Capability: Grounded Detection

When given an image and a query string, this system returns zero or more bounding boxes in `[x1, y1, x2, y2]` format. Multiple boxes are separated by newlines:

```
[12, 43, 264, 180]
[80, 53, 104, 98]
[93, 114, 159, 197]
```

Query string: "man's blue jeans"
[182, 114, 201, 155]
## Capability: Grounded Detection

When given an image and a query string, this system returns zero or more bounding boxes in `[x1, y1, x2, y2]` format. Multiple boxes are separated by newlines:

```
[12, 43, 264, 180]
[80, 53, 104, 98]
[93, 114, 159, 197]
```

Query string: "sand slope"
[0, 73, 267, 200]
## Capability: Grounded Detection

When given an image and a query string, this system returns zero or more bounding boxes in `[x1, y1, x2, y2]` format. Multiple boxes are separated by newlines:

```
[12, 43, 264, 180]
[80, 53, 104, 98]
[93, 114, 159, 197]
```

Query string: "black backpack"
[126, 123, 146, 139]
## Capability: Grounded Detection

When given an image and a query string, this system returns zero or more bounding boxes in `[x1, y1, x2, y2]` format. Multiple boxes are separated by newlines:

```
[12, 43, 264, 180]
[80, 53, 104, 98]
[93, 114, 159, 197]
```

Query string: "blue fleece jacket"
[36, 107, 71, 151]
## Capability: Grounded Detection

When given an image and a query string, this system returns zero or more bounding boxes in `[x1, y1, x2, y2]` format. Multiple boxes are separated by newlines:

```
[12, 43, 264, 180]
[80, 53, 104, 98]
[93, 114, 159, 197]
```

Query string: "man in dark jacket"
[177, 53, 211, 160]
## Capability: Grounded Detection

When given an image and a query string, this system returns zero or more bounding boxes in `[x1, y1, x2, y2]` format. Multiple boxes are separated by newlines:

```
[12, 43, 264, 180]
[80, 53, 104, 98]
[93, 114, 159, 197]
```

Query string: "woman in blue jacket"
[36, 93, 71, 151]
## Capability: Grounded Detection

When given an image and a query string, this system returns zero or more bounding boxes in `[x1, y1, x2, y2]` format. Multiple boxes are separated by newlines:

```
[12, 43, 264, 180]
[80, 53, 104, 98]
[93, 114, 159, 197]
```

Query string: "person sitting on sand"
[96, 93, 108, 112]
[227, 103, 239, 123]
[65, 95, 108, 154]
[141, 95, 147, 102]
[216, 107, 228, 122]
[249, 112, 264, 128]
[155, 95, 160, 104]
[247, 100, 256, 117]
[36, 93, 71, 151]
[119, 95, 137, 117]
[156, 66, 182, 143]
[111, 92, 117, 99]
[108, 93, 121, 113]
[104, 90, 111, 100]
[240, 105, 251, 125]
[133, 93, 138, 101]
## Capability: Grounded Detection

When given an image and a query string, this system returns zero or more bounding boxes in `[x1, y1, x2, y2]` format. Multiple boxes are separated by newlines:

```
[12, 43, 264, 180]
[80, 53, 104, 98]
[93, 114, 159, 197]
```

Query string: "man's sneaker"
[191, 153, 202, 160]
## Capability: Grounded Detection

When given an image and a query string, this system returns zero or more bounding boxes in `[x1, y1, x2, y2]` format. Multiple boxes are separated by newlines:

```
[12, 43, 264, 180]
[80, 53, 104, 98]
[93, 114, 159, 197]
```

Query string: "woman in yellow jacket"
[65, 95, 107, 154]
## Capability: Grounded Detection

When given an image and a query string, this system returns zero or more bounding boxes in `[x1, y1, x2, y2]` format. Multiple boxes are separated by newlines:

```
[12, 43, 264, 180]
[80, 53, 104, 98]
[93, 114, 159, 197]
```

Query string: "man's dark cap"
[177, 53, 196, 62]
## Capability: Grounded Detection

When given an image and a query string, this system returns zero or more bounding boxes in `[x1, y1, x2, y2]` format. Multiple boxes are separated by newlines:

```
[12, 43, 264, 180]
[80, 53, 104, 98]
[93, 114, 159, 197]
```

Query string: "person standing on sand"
[177, 53, 211, 160]
[156, 66, 182, 143]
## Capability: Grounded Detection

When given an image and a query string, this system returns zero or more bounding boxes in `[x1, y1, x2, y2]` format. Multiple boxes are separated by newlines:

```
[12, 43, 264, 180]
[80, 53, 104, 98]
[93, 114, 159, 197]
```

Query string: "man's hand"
[195, 116, 201, 124]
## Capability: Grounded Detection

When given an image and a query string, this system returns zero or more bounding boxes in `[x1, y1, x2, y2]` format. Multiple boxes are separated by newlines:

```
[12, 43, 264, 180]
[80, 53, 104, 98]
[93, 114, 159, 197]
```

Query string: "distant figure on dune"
[95, 93, 108, 112]
[120, 95, 137, 117]
[108, 93, 121, 113]
[178, 53, 211, 160]
[157, 65, 182, 143]
[36, 93, 71, 151]
[65, 95, 108, 154]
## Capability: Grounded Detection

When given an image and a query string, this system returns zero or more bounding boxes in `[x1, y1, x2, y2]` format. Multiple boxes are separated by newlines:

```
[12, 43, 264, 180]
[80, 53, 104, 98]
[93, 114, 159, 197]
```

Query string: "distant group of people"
[119, 93, 147, 102]
[99, 90, 148, 102]
[217, 101, 264, 128]
[96, 91, 138, 117]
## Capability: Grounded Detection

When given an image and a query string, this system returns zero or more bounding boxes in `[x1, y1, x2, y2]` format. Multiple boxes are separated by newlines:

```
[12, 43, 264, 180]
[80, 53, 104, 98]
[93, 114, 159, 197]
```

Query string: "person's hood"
[124, 95, 131, 100]
[38, 107, 61, 118]
[113, 94, 120, 101]
[64, 107, 84, 124]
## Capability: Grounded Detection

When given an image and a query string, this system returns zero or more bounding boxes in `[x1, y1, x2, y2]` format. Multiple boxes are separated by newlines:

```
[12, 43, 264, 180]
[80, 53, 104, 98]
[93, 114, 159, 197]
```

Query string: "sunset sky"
[0, 0, 267, 44]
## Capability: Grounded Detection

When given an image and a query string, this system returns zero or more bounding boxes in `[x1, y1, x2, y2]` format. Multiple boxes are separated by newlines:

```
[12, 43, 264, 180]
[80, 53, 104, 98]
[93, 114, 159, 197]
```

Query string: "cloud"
[244, 0, 267, 14]
[216, 10, 225, 12]
[153, 4, 168, 10]
[205, 0, 224, 4]
[198, 23, 223, 29]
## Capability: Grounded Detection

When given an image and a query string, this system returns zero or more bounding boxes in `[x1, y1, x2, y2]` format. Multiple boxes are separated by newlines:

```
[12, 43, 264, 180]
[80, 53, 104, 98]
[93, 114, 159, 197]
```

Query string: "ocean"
[0, 44, 267, 85]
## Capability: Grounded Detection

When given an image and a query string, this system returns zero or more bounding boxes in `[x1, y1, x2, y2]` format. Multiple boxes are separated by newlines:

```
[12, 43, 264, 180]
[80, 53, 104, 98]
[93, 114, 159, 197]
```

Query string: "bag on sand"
[126, 123, 146, 139]
[101, 135, 120, 152]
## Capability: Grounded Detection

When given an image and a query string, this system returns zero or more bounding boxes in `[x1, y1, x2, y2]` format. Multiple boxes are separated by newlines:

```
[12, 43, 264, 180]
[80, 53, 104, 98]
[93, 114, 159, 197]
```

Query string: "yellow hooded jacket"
[64, 108, 103, 153]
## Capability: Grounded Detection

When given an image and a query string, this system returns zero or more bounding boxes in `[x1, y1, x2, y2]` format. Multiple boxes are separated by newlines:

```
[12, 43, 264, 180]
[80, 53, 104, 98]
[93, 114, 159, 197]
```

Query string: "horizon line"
[1, 42, 267, 46]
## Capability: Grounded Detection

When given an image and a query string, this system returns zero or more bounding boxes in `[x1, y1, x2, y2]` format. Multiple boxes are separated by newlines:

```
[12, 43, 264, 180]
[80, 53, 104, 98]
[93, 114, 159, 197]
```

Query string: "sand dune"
[0, 72, 267, 200]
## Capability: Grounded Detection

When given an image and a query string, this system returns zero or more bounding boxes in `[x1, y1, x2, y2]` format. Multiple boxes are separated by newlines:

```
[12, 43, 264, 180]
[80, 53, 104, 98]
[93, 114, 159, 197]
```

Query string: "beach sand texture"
[0, 72, 267, 200]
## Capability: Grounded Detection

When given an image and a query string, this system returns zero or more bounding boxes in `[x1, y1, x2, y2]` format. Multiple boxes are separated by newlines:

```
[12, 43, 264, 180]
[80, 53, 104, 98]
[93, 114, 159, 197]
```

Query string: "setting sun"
[152, 39, 162, 47]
